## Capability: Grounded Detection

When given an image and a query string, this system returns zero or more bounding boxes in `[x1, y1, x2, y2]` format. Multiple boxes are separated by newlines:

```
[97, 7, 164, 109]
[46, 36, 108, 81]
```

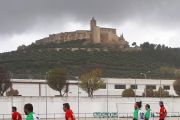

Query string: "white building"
[98, 78, 176, 96]
[10, 78, 177, 97]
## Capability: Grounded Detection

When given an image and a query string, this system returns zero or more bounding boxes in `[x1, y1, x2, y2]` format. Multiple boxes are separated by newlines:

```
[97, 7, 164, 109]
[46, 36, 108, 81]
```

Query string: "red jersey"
[65, 109, 75, 120]
[12, 112, 22, 120]
[160, 106, 167, 119]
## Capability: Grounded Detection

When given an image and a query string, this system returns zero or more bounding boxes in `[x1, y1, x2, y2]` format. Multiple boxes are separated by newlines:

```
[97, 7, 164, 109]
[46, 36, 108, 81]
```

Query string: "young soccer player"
[63, 103, 75, 120]
[24, 103, 40, 120]
[157, 101, 167, 120]
[144, 104, 152, 120]
[133, 102, 139, 120]
[133, 101, 144, 120]
[12, 106, 22, 120]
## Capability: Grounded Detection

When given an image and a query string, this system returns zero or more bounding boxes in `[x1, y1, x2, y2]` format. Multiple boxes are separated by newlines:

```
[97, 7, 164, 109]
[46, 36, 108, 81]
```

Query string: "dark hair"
[63, 103, 70, 109]
[24, 103, 33, 112]
[12, 107, 17, 111]
[159, 101, 164, 105]
[146, 104, 150, 109]
[136, 101, 142, 108]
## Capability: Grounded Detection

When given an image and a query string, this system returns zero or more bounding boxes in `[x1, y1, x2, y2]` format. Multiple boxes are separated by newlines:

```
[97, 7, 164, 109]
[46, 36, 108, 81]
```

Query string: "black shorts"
[159, 119, 164, 120]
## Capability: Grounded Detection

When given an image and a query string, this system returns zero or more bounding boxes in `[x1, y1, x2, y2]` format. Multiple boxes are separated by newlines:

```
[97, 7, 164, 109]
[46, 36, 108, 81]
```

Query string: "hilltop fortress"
[36, 18, 129, 48]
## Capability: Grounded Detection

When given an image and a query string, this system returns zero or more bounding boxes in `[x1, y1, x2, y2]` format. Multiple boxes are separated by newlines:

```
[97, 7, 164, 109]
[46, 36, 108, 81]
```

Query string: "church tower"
[90, 17, 101, 43]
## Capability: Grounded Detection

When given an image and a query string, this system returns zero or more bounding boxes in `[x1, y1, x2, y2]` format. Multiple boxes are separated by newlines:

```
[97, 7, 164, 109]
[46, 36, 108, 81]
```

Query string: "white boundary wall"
[0, 97, 180, 117]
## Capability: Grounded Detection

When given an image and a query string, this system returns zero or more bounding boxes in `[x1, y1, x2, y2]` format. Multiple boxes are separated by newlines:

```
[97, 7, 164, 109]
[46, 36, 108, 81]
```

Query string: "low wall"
[0, 97, 180, 119]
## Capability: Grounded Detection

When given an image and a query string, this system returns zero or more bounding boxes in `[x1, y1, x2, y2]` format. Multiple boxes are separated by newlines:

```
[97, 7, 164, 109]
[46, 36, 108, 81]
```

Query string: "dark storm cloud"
[1, 0, 180, 36]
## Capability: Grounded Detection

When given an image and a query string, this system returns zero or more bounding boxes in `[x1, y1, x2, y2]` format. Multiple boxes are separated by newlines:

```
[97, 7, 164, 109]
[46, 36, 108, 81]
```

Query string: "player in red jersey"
[157, 101, 167, 120]
[63, 103, 75, 120]
[12, 107, 22, 120]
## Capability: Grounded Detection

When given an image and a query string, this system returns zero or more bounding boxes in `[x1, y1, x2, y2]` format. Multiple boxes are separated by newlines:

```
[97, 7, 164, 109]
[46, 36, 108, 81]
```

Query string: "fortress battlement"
[36, 18, 129, 48]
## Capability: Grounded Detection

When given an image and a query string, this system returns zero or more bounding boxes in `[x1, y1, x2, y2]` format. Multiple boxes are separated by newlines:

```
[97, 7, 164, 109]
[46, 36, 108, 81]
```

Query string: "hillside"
[0, 40, 180, 79]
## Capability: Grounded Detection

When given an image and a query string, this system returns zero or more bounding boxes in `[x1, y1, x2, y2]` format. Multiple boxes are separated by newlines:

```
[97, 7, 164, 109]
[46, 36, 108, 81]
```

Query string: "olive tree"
[0, 66, 11, 96]
[173, 71, 180, 96]
[80, 68, 105, 98]
[6, 89, 19, 96]
[47, 68, 68, 97]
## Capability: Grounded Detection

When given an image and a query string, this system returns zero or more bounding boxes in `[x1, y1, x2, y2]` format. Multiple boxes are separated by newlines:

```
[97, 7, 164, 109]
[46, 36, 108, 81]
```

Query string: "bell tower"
[90, 17, 100, 43]
[91, 17, 96, 29]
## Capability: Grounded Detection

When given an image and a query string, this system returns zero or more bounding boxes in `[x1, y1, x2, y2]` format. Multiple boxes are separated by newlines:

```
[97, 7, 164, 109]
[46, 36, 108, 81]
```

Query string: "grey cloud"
[1, 0, 180, 36]
[0, 0, 180, 52]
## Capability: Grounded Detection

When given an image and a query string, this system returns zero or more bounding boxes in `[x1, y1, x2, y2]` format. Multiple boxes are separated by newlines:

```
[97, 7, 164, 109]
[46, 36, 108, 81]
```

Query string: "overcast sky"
[0, 0, 180, 52]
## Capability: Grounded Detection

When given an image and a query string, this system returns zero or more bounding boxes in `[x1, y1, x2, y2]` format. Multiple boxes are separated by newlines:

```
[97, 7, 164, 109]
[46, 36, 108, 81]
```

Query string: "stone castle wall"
[100, 28, 116, 34]
[37, 30, 91, 44]
[36, 18, 129, 48]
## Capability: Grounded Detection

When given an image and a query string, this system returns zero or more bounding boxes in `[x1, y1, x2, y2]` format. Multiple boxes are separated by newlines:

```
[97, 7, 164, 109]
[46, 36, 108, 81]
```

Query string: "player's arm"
[16, 115, 19, 120]
[156, 111, 162, 115]
[68, 117, 72, 120]
[156, 109, 164, 117]
[164, 109, 167, 117]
